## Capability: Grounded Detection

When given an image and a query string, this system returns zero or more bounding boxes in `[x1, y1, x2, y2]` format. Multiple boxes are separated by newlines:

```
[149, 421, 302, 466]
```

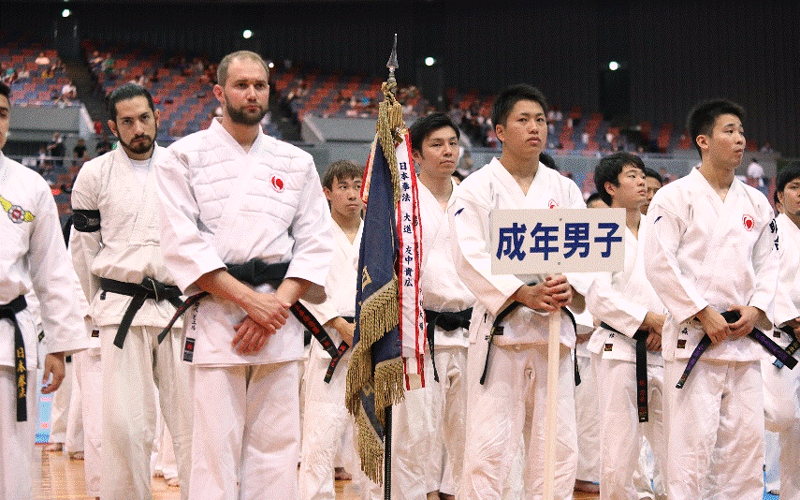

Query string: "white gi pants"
[189, 361, 300, 500]
[65, 356, 84, 453]
[762, 358, 800, 500]
[299, 343, 354, 500]
[426, 345, 467, 496]
[48, 357, 71, 445]
[663, 359, 764, 500]
[574, 353, 600, 483]
[461, 341, 578, 500]
[100, 325, 192, 500]
[356, 386, 432, 500]
[0, 367, 36, 500]
[592, 355, 666, 500]
[76, 348, 102, 497]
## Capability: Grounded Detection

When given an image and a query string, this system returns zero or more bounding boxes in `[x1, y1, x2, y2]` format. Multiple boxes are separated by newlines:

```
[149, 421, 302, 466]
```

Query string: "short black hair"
[594, 152, 645, 206]
[0, 81, 10, 101]
[322, 159, 363, 190]
[776, 163, 800, 194]
[585, 192, 605, 207]
[643, 167, 663, 185]
[409, 112, 460, 154]
[107, 83, 155, 122]
[540, 152, 558, 171]
[491, 83, 548, 130]
[686, 98, 745, 157]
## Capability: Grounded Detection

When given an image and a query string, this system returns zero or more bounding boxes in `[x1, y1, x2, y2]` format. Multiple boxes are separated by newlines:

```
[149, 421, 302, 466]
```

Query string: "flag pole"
[382, 33, 399, 500]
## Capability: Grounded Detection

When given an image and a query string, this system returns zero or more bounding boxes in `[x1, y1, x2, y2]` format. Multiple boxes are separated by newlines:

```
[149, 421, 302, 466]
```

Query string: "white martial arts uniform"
[762, 212, 800, 500]
[418, 179, 474, 497]
[156, 118, 332, 500]
[70, 146, 193, 500]
[573, 310, 600, 486]
[0, 153, 87, 500]
[586, 213, 666, 500]
[643, 168, 778, 500]
[299, 221, 361, 500]
[450, 158, 585, 500]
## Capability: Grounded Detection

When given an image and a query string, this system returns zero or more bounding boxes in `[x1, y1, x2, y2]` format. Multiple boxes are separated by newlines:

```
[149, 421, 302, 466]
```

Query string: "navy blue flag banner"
[345, 81, 425, 484]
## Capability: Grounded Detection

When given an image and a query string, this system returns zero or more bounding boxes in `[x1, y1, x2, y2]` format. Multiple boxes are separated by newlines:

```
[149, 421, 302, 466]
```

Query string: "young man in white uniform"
[762, 164, 800, 500]
[299, 160, 362, 500]
[644, 99, 779, 500]
[586, 152, 667, 500]
[0, 81, 87, 500]
[450, 84, 585, 500]
[410, 113, 475, 500]
[156, 51, 332, 500]
[71, 83, 193, 500]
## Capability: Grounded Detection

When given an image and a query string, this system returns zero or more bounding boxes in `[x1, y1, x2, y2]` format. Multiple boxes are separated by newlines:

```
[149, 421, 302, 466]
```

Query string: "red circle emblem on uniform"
[548, 199, 558, 209]
[271, 175, 284, 193]
[742, 214, 754, 231]
[8, 205, 25, 224]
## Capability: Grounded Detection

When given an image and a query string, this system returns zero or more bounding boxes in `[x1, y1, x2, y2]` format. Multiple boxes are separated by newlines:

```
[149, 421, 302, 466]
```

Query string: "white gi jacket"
[156, 119, 332, 365]
[644, 167, 778, 362]
[300, 221, 362, 350]
[774, 213, 800, 345]
[70, 146, 181, 328]
[587, 212, 665, 364]
[450, 158, 586, 347]
[0, 154, 87, 368]
[419, 179, 475, 348]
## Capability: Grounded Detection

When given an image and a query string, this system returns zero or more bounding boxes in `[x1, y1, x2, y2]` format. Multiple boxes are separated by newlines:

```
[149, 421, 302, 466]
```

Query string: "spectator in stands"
[89, 50, 104, 70]
[46, 132, 65, 168]
[72, 138, 87, 165]
[35, 51, 51, 66]
[760, 142, 774, 153]
[95, 134, 112, 156]
[747, 157, 765, 188]
[101, 53, 115, 79]
[60, 80, 77, 103]
[38, 145, 52, 175]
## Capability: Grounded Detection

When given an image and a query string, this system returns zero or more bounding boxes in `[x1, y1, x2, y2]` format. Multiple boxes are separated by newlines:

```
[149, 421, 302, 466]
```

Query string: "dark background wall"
[3, 0, 798, 156]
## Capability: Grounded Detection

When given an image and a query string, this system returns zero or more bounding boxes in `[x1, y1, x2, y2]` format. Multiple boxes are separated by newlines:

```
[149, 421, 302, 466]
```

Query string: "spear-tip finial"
[386, 33, 399, 84]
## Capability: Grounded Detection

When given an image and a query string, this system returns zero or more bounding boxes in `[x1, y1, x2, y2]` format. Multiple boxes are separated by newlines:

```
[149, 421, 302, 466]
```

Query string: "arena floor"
[33, 444, 602, 499]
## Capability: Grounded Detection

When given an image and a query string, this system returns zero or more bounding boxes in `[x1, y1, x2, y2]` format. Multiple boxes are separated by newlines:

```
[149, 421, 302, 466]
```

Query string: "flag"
[345, 83, 425, 484]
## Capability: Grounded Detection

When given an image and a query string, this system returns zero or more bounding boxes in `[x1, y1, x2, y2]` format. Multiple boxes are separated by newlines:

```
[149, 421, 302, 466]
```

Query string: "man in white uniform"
[0, 81, 87, 500]
[155, 50, 332, 500]
[450, 84, 585, 500]
[585, 152, 667, 500]
[299, 159, 362, 500]
[762, 164, 800, 500]
[644, 99, 779, 500]
[409, 113, 474, 500]
[70, 83, 193, 500]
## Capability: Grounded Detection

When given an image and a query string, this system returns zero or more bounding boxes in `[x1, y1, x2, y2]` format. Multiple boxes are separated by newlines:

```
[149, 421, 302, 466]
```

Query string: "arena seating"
[0, 34, 72, 106]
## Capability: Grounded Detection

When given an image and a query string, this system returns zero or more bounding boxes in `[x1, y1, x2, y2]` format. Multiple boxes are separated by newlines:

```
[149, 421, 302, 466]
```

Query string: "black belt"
[162, 260, 348, 383]
[99, 277, 183, 349]
[479, 299, 577, 386]
[1, 295, 28, 421]
[676, 310, 798, 389]
[424, 308, 472, 382]
[600, 322, 650, 422]
[774, 326, 799, 369]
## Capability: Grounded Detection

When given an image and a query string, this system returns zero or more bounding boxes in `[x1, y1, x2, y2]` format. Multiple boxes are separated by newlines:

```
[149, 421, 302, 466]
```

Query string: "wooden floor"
[34, 445, 600, 499]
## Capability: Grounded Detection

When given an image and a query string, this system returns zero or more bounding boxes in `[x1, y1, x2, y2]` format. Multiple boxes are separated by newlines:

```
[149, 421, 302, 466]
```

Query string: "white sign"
[490, 208, 626, 274]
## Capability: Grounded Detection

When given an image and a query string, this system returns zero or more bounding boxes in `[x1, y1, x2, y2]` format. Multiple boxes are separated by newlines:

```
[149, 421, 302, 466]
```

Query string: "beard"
[226, 101, 267, 126]
[117, 132, 155, 156]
